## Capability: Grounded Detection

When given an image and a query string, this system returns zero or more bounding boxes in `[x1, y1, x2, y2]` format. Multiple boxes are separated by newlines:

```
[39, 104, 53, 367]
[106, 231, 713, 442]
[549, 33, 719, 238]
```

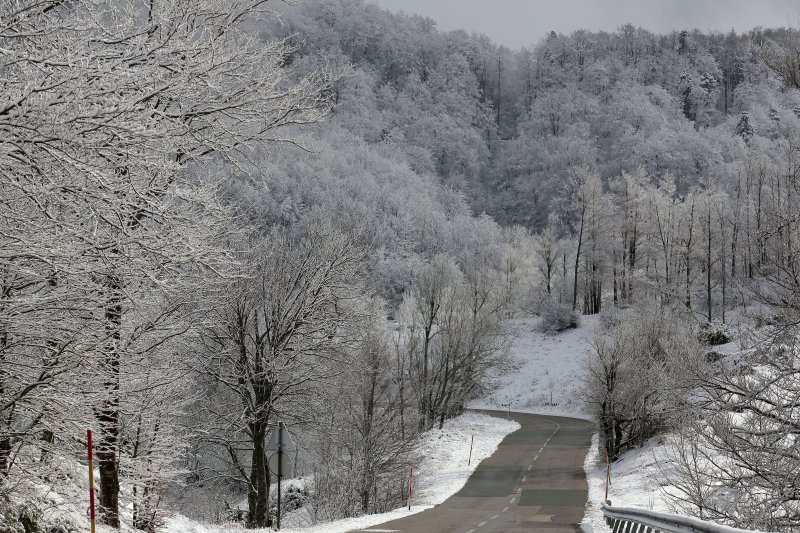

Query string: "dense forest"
[3, 0, 800, 531]
[268, 0, 800, 318]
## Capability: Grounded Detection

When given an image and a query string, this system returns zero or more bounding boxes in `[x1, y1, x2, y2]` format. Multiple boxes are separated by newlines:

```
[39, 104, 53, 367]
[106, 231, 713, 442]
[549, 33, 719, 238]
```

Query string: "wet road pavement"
[352, 410, 594, 533]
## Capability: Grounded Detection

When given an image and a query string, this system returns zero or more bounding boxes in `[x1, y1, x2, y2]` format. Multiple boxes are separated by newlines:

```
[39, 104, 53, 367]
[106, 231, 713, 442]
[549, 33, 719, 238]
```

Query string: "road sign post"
[266, 421, 296, 531]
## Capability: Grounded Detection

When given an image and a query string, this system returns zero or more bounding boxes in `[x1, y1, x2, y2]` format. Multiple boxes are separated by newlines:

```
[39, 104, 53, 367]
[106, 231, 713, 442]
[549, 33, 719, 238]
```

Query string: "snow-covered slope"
[582, 434, 676, 532]
[470, 316, 596, 419]
[581, 327, 749, 532]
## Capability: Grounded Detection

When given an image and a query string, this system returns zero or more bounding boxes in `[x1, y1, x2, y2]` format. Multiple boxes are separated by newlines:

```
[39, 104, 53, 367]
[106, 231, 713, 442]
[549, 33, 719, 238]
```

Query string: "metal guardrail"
[601, 502, 763, 533]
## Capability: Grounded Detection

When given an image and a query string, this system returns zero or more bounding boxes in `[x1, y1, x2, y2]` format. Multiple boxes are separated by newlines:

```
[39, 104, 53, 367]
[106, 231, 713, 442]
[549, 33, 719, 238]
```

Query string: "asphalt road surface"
[353, 411, 593, 533]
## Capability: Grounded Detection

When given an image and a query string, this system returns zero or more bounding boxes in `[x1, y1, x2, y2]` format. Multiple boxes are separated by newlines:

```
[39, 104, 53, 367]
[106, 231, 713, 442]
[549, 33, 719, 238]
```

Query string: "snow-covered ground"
[164, 412, 519, 533]
[6, 453, 159, 533]
[470, 316, 596, 420]
[582, 434, 676, 532]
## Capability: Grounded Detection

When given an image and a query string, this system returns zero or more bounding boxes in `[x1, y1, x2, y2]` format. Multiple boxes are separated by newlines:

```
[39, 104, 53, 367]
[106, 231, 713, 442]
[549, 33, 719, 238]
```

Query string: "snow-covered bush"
[0, 506, 25, 533]
[45, 524, 80, 533]
[599, 306, 624, 329]
[538, 301, 580, 334]
[270, 483, 310, 516]
[0, 503, 77, 533]
[698, 321, 731, 346]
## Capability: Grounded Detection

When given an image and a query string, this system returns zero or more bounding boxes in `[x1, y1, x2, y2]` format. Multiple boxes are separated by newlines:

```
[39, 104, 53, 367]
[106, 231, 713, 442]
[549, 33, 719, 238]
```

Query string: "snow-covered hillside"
[470, 316, 597, 419]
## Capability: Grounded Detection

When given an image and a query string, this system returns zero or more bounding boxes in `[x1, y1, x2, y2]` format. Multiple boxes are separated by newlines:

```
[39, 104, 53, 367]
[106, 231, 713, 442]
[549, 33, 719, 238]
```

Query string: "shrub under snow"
[538, 301, 580, 334]
[698, 321, 731, 346]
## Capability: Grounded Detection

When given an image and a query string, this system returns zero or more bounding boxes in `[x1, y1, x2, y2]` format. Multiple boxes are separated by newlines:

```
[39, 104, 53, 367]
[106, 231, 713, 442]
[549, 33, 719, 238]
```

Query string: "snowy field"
[164, 412, 519, 533]
[469, 316, 597, 420]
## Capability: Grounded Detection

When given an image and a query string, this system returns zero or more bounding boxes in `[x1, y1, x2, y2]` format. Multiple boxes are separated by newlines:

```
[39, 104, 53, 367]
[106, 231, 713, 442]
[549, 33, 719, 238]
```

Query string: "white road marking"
[503, 506, 509, 512]
[490, 514, 499, 520]
[522, 475, 527, 482]
[465, 530, 475, 533]
[510, 496, 516, 503]
[478, 521, 487, 527]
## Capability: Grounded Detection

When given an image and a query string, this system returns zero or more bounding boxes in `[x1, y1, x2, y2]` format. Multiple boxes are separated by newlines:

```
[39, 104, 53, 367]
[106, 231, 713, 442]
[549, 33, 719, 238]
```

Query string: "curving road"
[353, 411, 593, 533]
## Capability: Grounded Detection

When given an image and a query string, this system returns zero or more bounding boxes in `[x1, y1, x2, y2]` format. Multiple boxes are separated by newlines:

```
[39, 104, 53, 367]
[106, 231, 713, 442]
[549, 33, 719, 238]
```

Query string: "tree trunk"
[98, 273, 122, 528]
[721, 215, 727, 323]
[629, 221, 637, 299]
[706, 209, 713, 322]
[573, 208, 586, 311]
[0, 324, 10, 476]
[360, 354, 377, 515]
[247, 420, 270, 528]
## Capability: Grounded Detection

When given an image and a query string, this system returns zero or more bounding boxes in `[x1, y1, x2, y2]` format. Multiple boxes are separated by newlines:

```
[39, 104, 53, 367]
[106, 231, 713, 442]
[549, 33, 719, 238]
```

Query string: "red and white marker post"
[407, 466, 413, 510]
[87, 429, 96, 533]
[604, 448, 611, 504]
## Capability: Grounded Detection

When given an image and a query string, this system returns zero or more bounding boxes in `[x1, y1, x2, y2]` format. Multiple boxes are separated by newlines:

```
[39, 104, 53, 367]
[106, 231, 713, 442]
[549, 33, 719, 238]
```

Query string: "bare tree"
[666, 328, 800, 530]
[584, 303, 703, 459]
[754, 31, 800, 90]
[308, 320, 412, 521]
[199, 225, 365, 528]
[402, 255, 508, 430]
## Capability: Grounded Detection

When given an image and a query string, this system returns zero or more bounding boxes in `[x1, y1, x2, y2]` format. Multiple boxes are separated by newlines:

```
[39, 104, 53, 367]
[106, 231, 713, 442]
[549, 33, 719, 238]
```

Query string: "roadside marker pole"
[604, 448, 611, 503]
[468, 435, 474, 466]
[407, 466, 413, 510]
[87, 429, 96, 533]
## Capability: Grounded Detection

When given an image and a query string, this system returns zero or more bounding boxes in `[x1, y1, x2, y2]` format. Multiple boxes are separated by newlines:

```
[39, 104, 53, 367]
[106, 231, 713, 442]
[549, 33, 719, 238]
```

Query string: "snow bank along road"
[353, 411, 593, 533]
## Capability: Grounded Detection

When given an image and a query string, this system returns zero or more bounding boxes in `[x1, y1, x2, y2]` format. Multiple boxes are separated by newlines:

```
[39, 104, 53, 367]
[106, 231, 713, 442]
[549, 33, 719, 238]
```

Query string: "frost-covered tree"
[308, 320, 412, 521]
[401, 255, 508, 430]
[585, 303, 703, 460]
[566, 167, 609, 314]
[0, 0, 336, 527]
[198, 226, 365, 528]
[534, 214, 563, 299]
[735, 111, 755, 144]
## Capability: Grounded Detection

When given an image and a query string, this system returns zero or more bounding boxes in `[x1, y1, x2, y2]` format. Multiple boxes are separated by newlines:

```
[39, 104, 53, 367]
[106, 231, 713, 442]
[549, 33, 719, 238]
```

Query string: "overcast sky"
[367, 0, 800, 49]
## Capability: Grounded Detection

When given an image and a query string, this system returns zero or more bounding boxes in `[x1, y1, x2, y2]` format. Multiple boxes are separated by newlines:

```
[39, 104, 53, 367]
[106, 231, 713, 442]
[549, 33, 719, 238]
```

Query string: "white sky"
[367, 0, 800, 49]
